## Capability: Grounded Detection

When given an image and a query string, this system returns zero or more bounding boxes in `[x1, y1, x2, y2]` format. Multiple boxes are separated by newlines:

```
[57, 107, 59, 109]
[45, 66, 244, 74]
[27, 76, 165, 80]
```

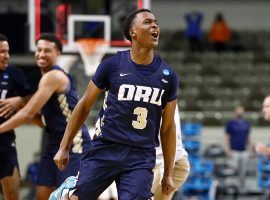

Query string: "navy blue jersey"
[0, 65, 32, 151]
[92, 51, 179, 148]
[41, 66, 91, 153]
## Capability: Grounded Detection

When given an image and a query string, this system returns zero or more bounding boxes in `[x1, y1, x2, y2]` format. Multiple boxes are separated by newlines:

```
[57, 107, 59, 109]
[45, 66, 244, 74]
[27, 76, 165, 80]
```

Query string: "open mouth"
[151, 32, 159, 40]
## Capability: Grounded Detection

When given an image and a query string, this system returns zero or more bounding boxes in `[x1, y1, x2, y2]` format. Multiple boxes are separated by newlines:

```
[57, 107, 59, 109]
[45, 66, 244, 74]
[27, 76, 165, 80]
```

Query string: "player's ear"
[56, 49, 61, 56]
[130, 29, 136, 37]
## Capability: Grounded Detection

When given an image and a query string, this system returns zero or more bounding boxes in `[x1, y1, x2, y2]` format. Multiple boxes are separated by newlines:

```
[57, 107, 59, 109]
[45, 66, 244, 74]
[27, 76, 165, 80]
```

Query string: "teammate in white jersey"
[152, 104, 190, 200]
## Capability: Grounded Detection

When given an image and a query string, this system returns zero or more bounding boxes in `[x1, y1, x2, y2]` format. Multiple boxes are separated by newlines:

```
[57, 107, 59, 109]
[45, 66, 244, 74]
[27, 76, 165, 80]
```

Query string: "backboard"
[28, 0, 151, 54]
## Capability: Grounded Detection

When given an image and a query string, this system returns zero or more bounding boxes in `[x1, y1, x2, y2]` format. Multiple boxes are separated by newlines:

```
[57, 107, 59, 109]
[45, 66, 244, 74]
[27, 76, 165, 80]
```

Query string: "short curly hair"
[0, 33, 8, 42]
[122, 8, 152, 42]
[36, 33, 63, 52]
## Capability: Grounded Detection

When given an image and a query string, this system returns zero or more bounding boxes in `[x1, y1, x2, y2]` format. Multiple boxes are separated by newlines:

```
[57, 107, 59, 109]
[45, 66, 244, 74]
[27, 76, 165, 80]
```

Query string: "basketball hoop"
[76, 38, 109, 76]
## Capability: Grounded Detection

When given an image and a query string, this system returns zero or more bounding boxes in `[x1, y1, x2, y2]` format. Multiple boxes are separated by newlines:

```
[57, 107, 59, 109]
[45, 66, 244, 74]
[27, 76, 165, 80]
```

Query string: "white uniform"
[152, 104, 190, 200]
[155, 104, 188, 164]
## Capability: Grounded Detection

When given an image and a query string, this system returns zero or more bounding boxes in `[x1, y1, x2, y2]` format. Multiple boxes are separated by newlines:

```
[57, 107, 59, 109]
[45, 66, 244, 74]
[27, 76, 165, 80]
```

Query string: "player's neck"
[40, 65, 53, 75]
[130, 47, 154, 65]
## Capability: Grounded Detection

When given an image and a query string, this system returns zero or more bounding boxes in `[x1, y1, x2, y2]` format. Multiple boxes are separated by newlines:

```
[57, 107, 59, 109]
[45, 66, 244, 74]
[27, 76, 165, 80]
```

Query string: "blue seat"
[182, 123, 202, 136]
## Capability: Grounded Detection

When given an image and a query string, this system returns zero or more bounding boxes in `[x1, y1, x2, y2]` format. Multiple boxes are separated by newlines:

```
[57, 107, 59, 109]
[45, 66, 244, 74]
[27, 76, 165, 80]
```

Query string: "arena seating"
[157, 30, 270, 126]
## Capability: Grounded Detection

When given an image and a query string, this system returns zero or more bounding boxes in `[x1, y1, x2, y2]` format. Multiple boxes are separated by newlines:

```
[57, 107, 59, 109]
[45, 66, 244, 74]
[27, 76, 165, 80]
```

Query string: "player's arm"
[0, 95, 44, 127]
[0, 71, 64, 133]
[54, 81, 103, 170]
[0, 66, 34, 118]
[59, 81, 103, 150]
[160, 99, 177, 195]
[31, 113, 45, 128]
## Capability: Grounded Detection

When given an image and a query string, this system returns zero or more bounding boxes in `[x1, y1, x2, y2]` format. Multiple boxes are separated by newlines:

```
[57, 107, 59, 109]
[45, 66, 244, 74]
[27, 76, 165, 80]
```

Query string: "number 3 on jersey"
[132, 107, 148, 129]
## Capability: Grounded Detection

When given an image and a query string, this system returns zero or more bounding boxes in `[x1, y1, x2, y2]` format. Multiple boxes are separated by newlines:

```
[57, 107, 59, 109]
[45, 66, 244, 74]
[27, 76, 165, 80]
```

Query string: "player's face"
[130, 12, 160, 48]
[262, 97, 270, 121]
[35, 40, 60, 69]
[0, 41, 10, 70]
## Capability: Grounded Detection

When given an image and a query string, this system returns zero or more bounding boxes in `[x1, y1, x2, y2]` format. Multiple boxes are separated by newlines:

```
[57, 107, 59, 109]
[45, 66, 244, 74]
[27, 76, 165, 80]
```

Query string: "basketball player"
[49, 106, 189, 200]
[0, 33, 91, 200]
[0, 33, 32, 200]
[53, 8, 178, 199]
[152, 104, 190, 200]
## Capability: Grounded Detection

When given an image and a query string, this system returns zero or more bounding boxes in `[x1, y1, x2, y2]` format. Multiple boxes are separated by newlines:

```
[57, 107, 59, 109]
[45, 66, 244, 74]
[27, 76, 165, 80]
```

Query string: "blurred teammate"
[0, 33, 91, 200]
[0, 33, 32, 200]
[53, 8, 178, 199]
[152, 104, 190, 200]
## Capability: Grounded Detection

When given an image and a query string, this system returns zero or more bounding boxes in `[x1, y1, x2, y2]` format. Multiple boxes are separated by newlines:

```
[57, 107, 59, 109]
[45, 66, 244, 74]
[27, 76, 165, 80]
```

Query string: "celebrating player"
[0, 33, 32, 200]
[53, 8, 178, 199]
[0, 33, 91, 200]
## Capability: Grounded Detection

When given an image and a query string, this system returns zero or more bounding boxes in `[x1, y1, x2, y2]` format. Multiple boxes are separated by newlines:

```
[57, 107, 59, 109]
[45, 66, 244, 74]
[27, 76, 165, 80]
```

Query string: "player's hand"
[0, 97, 23, 118]
[161, 175, 176, 195]
[53, 148, 70, 171]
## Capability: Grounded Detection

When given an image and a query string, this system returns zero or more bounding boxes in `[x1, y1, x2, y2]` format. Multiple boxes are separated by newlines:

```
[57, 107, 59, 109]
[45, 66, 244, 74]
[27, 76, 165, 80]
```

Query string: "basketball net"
[76, 38, 109, 76]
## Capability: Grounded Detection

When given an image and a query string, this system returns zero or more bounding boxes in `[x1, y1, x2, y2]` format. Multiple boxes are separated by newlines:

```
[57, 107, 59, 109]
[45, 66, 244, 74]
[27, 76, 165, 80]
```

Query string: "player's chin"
[149, 41, 159, 48]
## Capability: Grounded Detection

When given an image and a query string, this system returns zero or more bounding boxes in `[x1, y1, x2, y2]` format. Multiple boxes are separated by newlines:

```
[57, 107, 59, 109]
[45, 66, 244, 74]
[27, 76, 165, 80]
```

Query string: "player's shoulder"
[159, 56, 176, 72]
[158, 56, 179, 80]
[6, 64, 23, 73]
[97, 54, 118, 74]
[49, 65, 67, 74]
[4, 65, 26, 80]
[42, 66, 68, 83]
[101, 54, 118, 66]
[102, 50, 130, 65]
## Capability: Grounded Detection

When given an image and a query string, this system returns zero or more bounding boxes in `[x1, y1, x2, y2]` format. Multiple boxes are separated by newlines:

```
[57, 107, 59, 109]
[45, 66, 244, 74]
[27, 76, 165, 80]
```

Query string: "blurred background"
[1, 0, 270, 199]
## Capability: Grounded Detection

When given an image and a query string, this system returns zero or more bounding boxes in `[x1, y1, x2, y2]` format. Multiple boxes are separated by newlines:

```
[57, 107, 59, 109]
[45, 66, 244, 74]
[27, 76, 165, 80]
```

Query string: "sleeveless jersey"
[92, 51, 179, 148]
[41, 66, 91, 153]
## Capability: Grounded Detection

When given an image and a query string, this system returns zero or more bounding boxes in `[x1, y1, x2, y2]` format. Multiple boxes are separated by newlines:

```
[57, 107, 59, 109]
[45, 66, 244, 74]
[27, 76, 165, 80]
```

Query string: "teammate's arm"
[0, 66, 34, 118]
[0, 95, 44, 127]
[54, 81, 103, 170]
[0, 70, 65, 133]
[31, 114, 45, 128]
[160, 99, 177, 195]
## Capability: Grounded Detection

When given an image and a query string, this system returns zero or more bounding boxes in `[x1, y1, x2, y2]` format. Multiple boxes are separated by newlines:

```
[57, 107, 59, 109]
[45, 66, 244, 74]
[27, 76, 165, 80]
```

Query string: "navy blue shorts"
[0, 147, 19, 180]
[36, 150, 82, 187]
[77, 139, 156, 200]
